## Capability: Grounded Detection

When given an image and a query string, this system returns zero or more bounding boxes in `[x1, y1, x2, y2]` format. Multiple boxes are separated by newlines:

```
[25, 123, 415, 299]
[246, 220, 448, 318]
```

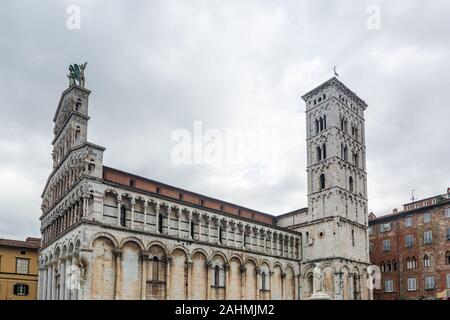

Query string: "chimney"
[393, 208, 398, 213]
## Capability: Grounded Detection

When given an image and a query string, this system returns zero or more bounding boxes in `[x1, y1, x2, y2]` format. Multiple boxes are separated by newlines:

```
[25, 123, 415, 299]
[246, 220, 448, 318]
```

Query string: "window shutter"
[13, 284, 18, 295]
[24, 285, 29, 295]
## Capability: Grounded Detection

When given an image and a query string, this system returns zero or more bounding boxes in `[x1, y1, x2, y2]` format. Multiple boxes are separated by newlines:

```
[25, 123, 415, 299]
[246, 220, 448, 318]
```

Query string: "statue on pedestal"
[313, 263, 324, 294]
[67, 62, 88, 87]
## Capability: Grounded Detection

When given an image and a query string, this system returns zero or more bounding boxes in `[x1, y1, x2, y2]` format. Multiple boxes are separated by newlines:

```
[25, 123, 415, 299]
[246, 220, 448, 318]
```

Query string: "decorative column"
[207, 216, 211, 243]
[140, 252, 148, 300]
[233, 224, 237, 247]
[41, 266, 48, 300]
[130, 199, 135, 229]
[114, 249, 122, 300]
[117, 200, 122, 226]
[295, 274, 300, 300]
[46, 263, 52, 300]
[205, 260, 212, 300]
[349, 273, 354, 300]
[51, 262, 57, 300]
[240, 265, 246, 300]
[165, 257, 172, 300]
[72, 254, 79, 300]
[143, 203, 148, 231]
[198, 214, 203, 241]
[224, 263, 230, 300]
[155, 204, 160, 233]
[186, 260, 193, 299]
[269, 271, 274, 299]
[59, 257, 66, 300]
[256, 267, 261, 300]
[188, 212, 193, 240]
[281, 272, 286, 300]
[177, 210, 181, 238]
[64, 255, 71, 300]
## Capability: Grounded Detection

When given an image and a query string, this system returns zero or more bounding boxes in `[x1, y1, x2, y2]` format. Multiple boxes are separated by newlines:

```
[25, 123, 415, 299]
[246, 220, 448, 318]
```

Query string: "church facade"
[37, 71, 371, 300]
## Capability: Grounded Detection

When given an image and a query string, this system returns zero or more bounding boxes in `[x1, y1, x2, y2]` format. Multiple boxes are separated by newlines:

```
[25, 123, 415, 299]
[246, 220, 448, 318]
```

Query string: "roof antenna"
[333, 66, 339, 77]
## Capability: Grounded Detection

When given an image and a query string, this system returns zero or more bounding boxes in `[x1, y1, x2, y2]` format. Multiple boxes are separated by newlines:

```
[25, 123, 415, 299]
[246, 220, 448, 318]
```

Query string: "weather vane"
[333, 66, 339, 77]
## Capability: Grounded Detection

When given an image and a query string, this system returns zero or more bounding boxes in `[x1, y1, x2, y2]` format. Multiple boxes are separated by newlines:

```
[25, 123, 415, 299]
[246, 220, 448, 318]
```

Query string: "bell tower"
[300, 77, 371, 299]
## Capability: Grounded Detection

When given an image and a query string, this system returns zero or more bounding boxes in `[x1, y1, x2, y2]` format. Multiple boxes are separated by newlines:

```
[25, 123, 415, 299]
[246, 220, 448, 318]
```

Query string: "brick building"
[369, 189, 450, 300]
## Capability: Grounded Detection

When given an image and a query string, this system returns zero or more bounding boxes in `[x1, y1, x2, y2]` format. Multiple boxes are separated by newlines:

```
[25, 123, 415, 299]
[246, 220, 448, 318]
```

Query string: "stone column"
[177, 211, 181, 238]
[295, 274, 300, 300]
[205, 260, 212, 300]
[240, 265, 246, 300]
[140, 252, 148, 300]
[114, 249, 122, 300]
[72, 254, 79, 300]
[130, 199, 135, 229]
[64, 256, 71, 300]
[187, 261, 193, 299]
[224, 263, 230, 300]
[59, 257, 66, 300]
[156, 204, 160, 233]
[51, 262, 57, 300]
[256, 267, 261, 300]
[198, 214, 203, 241]
[234, 225, 237, 247]
[207, 216, 211, 243]
[188, 212, 193, 240]
[269, 271, 274, 299]
[41, 267, 47, 300]
[349, 273, 354, 300]
[281, 272, 286, 300]
[165, 257, 171, 300]
[117, 200, 122, 226]
[143, 203, 148, 231]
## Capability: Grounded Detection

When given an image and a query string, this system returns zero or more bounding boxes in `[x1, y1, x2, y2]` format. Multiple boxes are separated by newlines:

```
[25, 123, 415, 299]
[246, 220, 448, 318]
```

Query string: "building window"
[129, 179, 135, 187]
[316, 146, 322, 162]
[349, 176, 354, 192]
[158, 214, 163, 233]
[190, 221, 195, 239]
[380, 223, 391, 233]
[319, 174, 326, 190]
[445, 208, 450, 218]
[424, 231, 433, 244]
[405, 235, 414, 248]
[13, 284, 29, 296]
[392, 260, 397, 271]
[152, 256, 160, 281]
[315, 119, 319, 134]
[445, 251, 450, 265]
[423, 212, 431, 223]
[214, 266, 220, 287]
[384, 280, 394, 293]
[120, 206, 126, 227]
[16, 259, 29, 275]
[407, 278, 417, 291]
[262, 272, 267, 291]
[405, 216, 413, 227]
[446, 227, 450, 240]
[368, 226, 373, 235]
[322, 144, 327, 159]
[447, 274, 450, 289]
[383, 239, 391, 251]
[424, 276, 435, 290]
[351, 229, 355, 246]
[219, 227, 224, 244]
[386, 261, 392, 272]
[423, 255, 431, 268]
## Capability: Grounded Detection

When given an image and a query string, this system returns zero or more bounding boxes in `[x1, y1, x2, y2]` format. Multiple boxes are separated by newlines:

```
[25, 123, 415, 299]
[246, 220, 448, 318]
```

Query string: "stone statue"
[313, 263, 323, 293]
[67, 62, 88, 87]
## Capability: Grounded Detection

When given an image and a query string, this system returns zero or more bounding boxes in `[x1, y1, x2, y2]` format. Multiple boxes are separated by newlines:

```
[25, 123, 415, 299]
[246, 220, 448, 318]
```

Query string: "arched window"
[351, 229, 355, 246]
[411, 257, 417, 269]
[423, 255, 431, 268]
[322, 144, 327, 159]
[158, 214, 163, 233]
[344, 147, 348, 161]
[120, 206, 126, 227]
[349, 176, 354, 192]
[340, 117, 345, 131]
[319, 117, 324, 131]
[323, 115, 327, 129]
[214, 265, 220, 286]
[315, 119, 319, 134]
[152, 256, 160, 281]
[190, 220, 195, 239]
[445, 251, 450, 265]
[262, 272, 267, 291]
[320, 174, 326, 190]
[316, 146, 322, 162]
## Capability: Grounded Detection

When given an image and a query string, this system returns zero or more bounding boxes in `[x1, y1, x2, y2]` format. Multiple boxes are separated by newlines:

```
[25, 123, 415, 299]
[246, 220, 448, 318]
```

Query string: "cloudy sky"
[1, 0, 449, 240]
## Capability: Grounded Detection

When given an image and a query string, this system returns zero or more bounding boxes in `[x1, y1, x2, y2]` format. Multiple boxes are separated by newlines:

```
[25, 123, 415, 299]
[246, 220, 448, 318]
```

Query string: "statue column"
[165, 257, 172, 300]
[140, 252, 148, 300]
[59, 257, 66, 300]
[114, 249, 122, 300]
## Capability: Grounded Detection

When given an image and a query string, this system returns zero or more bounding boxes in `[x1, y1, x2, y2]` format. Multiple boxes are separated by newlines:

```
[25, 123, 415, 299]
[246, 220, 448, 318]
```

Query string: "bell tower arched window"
[349, 176, 354, 192]
[316, 146, 322, 162]
[320, 174, 326, 190]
